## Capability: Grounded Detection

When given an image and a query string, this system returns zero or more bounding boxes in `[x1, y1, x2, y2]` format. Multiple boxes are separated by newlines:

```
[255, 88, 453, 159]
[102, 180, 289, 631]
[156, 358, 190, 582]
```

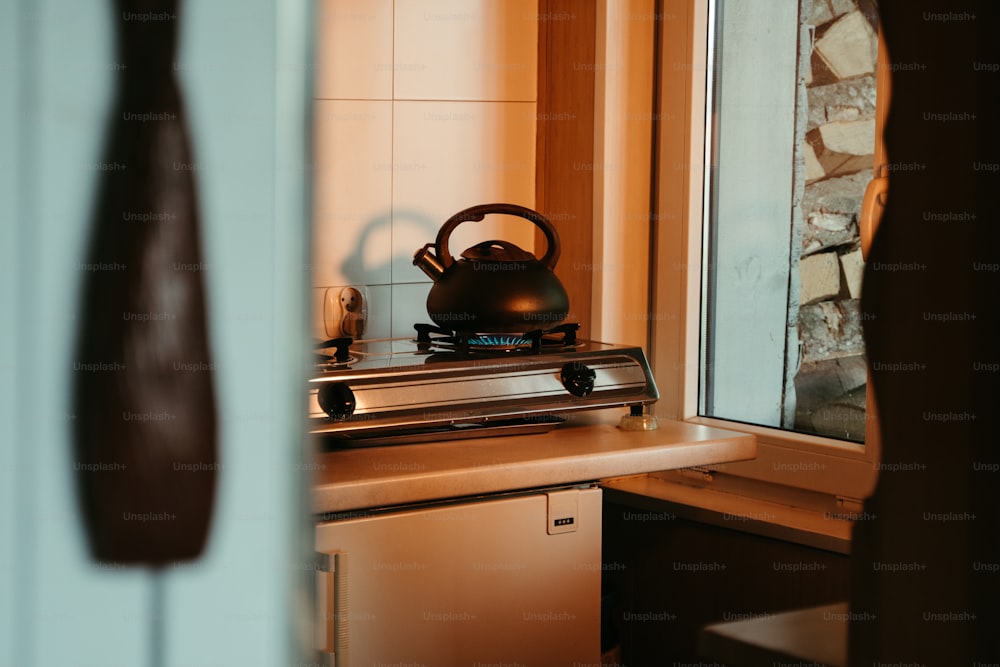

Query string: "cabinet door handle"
[316, 552, 349, 666]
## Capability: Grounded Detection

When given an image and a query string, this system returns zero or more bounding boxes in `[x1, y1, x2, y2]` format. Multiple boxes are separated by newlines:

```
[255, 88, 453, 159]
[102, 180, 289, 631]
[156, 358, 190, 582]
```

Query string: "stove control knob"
[318, 382, 356, 420]
[561, 362, 596, 397]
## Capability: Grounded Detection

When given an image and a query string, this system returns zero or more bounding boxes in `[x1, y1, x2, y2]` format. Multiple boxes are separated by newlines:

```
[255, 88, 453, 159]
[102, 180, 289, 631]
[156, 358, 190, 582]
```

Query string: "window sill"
[660, 416, 880, 501]
[601, 471, 856, 554]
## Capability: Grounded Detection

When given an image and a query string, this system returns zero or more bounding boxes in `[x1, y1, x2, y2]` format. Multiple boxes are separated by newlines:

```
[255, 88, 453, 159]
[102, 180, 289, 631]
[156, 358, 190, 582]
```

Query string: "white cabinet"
[315, 485, 602, 665]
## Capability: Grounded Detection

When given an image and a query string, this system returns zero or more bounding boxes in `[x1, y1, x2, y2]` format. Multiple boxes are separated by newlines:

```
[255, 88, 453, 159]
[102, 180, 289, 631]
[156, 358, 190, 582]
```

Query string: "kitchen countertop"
[311, 411, 756, 514]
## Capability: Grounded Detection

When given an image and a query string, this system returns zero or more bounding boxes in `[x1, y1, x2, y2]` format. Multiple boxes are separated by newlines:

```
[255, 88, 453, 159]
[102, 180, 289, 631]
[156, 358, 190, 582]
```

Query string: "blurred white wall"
[0, 1, 314, 665]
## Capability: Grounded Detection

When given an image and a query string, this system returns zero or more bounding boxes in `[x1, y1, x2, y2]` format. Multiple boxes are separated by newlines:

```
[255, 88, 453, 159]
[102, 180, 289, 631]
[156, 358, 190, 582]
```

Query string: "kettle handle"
[435, 203, 561, 271]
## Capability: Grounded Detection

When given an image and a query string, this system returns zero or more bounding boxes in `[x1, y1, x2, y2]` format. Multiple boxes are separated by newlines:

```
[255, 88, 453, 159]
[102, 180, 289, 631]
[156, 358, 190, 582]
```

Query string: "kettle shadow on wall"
[337, 209, 440, 286]
[328, 209, 440, 339]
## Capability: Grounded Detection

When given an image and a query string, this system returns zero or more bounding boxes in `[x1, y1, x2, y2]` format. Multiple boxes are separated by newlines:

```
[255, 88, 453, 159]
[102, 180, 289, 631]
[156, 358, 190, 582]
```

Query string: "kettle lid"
[460, 240, 535, 262]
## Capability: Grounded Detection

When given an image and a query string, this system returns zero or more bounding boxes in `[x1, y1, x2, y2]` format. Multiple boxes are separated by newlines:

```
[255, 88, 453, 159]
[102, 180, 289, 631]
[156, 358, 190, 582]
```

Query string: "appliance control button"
[317, 382, 356, 420]
[560, 362, 596, 397]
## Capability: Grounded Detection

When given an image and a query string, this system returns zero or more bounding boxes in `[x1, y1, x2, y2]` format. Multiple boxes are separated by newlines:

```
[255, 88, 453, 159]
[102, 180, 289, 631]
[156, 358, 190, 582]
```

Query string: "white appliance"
[315, 484, 602, 665]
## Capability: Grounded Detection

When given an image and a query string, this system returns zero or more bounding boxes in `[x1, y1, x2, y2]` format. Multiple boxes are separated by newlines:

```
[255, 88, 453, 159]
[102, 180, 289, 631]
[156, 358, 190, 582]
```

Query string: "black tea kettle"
[413, 203, 570, 333]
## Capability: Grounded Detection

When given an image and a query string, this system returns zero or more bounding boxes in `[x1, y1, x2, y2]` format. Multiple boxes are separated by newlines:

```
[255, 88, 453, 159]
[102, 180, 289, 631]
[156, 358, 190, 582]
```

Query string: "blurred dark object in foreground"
[72, 0, 217, 565]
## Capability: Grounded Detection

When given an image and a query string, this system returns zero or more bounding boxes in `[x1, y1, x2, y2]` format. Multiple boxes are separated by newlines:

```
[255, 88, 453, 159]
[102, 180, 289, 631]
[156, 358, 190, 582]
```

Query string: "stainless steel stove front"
[309, 337, 659, 446]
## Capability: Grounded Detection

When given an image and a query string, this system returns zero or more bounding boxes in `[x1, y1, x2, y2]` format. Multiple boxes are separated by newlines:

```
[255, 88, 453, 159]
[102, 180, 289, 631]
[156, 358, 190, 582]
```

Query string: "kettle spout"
[413, 244, 445, 280]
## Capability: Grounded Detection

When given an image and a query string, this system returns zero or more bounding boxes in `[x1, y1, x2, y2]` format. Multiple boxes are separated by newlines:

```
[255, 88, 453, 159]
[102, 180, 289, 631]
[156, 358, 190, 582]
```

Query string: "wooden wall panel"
[536, 0, 596, 338]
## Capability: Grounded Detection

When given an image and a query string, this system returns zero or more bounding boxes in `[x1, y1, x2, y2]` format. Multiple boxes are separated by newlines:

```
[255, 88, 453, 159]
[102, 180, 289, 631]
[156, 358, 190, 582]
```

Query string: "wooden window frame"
[649, 0, 887, 506]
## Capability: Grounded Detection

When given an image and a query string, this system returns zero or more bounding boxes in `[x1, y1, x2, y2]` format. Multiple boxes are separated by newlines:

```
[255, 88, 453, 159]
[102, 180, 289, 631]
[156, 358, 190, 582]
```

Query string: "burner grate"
[315, 336, 355, 366]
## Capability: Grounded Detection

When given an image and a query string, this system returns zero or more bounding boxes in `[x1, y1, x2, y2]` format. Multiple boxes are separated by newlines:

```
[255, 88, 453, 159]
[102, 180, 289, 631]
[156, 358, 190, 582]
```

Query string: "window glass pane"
[700, 0, 879, 443]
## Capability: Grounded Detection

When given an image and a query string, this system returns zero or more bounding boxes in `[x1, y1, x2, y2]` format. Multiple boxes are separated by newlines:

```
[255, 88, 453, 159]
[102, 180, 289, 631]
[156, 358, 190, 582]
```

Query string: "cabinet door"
[316, 487, 602, 666]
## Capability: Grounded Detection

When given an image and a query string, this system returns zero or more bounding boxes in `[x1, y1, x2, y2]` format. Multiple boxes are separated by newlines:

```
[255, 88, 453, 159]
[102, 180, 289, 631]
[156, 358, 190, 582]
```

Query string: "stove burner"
[414, 322, 580, 354]
[467, 334, 533, 349]
[316, 355, 359, 369]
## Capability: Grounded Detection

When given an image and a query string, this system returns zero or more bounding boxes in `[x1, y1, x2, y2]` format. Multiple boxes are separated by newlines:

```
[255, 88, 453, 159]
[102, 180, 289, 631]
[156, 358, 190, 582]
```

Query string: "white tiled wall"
[313, 100, 393, 288]
[314, 0, 393, 100]
[392, 0, 538, 101]
[313, 0, 539, 340]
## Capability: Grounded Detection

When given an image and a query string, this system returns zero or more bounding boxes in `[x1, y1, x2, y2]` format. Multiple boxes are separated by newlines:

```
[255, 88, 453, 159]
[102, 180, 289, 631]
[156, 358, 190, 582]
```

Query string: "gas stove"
[310, 323, 659, 447]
